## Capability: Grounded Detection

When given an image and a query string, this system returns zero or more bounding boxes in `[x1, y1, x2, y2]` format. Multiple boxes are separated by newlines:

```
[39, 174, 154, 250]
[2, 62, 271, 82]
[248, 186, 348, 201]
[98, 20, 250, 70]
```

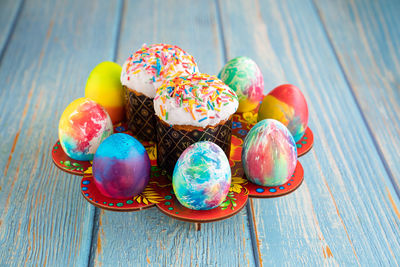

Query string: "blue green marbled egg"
[172, 141, 231, 210]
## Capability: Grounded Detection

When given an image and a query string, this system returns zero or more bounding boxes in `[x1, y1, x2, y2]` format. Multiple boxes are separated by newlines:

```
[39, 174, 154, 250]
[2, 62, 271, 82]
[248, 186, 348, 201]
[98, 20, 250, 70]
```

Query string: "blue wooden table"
[1, 0, 400, 265]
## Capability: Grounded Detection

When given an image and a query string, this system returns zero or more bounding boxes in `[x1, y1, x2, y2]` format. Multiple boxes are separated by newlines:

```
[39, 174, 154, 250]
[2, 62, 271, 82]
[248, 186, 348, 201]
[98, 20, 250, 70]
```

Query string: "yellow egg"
[85, 61, 124, 124]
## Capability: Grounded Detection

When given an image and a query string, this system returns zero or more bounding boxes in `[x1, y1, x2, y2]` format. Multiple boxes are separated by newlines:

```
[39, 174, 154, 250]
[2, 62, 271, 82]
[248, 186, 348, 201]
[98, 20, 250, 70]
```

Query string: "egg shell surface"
[218, 56, 264, 112]
[85, 61, 124, 124]
[173, 141, 231, 210]
[258, 84, 308, 142]
[242, 119, 297, 187]
[58, 97, 113, 161]
[93, 133, 150, 199]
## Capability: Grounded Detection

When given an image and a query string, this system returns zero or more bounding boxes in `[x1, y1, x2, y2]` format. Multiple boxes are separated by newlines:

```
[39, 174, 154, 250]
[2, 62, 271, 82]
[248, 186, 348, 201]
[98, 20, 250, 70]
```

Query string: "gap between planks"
[0, 0, 25, 63]
[87, 1, 125, 266]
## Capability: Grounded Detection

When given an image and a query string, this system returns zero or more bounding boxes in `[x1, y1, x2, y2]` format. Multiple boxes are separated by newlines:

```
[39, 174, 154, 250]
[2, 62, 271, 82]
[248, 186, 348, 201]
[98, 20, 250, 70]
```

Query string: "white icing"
[120, 64, 159, 98]
[154, 74, 238, 128]
[120, 43, 199, 98]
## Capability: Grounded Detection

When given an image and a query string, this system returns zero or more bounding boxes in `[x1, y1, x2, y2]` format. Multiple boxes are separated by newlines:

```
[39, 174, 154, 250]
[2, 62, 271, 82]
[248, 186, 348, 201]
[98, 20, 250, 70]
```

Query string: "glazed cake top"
[154, 73, 239, 128]
[120, 43, 199, 98]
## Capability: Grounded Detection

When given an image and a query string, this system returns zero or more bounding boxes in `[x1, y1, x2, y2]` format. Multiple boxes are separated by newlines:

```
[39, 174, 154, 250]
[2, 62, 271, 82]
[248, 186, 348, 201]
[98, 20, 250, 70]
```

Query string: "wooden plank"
[90, 1, 256, 266]
[313, 0, 400, 191]
[219, 0, 400, 265]
[92, 209, 254, 266]
[0, 0, 23, 58]
[116, 0, 225, 75]
[0, 0, 121, 265]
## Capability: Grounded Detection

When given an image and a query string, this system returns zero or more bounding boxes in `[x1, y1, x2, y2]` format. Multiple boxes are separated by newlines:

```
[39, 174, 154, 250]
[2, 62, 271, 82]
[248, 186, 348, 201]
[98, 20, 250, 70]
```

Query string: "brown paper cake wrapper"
[124, 86, 157, 142]
[156, 117, 233, 176]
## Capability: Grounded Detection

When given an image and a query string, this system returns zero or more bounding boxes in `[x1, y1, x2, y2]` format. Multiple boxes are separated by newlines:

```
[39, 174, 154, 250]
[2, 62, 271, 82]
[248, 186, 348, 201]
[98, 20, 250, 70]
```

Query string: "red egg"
[258, 84, 308, 142]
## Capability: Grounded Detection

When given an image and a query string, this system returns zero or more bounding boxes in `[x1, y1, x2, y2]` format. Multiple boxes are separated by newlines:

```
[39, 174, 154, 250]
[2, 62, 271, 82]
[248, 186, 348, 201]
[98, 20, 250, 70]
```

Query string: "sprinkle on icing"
[120, 44, 199, 98]
[154, 73, 239, 127]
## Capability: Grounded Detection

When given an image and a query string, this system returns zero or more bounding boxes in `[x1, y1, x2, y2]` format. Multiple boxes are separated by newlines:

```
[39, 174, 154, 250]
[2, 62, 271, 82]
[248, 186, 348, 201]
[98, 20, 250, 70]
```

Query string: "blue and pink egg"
[242, 119, 297, 187]
[93, 133, 150, 199]
[172, 141, 231, 210]
[58, 97, 113, 161]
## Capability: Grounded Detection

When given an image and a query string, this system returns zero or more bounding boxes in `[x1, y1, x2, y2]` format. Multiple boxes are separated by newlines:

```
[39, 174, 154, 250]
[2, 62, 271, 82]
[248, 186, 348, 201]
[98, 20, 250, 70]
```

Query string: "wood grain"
[1, 0, 400, 265]
[0, 0, 121, 265]
[116, 1, 225, 75]
[313, 0, 400, 191]
[218, 0, 400, 265]
[89, 1, 256, 266]
[0, 0, 23, 59]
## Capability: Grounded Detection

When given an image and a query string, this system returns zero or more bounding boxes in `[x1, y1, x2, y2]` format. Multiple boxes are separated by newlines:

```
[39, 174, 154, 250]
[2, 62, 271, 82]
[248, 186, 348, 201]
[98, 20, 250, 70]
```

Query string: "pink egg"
[58, 98, 113, 161]
[242, 119, 297, 186]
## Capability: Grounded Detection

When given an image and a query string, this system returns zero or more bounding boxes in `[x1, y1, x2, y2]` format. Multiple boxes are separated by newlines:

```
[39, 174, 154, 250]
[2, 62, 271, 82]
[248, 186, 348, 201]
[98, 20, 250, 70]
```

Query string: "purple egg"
[92, 133, 150, 199]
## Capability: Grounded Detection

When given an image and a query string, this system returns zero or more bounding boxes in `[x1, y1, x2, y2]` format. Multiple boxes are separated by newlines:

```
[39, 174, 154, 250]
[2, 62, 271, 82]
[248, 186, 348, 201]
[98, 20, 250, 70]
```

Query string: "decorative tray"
[52, 111, 313, 229]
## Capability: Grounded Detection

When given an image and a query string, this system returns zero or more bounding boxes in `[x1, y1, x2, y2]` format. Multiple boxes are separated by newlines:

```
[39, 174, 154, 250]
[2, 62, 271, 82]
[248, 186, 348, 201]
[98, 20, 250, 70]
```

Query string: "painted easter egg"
[59, 98, 113, 161]
[85, 61, 124, 124]
[172, 141, 231, 210]
[92, 133, 150, 199]
[258, 84, 308, 142]
[218, 56, 264, 113]
[242, 119, 297, 187]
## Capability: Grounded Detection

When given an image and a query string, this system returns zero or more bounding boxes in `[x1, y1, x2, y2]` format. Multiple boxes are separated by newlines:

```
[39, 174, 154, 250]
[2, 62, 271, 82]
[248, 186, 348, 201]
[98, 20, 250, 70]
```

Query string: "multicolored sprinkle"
[120, 44, 199, 98]
[154, 73, 238, 127]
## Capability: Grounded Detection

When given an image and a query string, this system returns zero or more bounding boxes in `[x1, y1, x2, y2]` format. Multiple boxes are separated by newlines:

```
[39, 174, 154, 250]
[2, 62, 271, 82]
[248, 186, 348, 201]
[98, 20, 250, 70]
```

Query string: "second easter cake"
[154, 73, 239, 175]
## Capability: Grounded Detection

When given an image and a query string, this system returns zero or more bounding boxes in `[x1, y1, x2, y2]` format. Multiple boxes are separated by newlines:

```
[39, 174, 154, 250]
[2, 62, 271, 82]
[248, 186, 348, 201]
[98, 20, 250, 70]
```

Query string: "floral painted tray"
[52, 111, 313, 228]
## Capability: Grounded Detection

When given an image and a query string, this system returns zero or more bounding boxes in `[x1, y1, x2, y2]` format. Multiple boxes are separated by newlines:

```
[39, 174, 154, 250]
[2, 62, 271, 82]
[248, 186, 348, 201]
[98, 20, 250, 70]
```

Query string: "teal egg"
[172, 141, 231, 210]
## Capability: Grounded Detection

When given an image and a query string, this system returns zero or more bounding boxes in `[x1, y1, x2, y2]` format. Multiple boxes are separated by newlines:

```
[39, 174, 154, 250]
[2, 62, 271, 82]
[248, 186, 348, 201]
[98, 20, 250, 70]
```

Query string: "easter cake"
[120, 43, 199, 141]
[154, 73, 238, 175]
